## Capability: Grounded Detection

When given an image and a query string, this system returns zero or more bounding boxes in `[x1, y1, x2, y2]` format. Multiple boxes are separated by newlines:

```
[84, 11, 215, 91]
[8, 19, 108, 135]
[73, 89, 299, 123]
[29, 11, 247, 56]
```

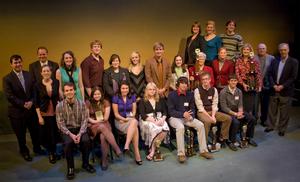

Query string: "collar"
[13, 69, 22, 76]
[227, 86, 236, 94]
[280, 56, 288, 63]
[40, 60, 48, 66]
[177, 89, 186, 96]
[201, 85, 211, 91]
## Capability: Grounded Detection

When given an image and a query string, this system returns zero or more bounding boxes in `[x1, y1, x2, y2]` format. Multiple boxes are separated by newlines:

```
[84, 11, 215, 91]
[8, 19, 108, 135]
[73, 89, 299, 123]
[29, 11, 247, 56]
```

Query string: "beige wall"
[0, 0, 294, 90]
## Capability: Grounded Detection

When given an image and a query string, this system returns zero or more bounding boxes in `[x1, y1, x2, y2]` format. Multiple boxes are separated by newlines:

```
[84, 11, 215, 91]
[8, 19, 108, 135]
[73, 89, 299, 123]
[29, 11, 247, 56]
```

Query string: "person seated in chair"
[112, 81, 142, 165]
[194, 72, 232, 148]
[219, 74, 257, 151]
[139, 82, 169, 161]
[168, 76, 213, 163]
[85, 86, 122, 171]
[56, 82, 95, 180]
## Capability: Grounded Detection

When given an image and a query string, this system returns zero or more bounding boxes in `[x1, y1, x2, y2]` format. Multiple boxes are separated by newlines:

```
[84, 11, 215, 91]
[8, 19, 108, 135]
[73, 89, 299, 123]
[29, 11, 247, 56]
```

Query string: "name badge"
[208, 96, 213, 100]
[184, 102, 189, 107]
[235, 96, 239, 100]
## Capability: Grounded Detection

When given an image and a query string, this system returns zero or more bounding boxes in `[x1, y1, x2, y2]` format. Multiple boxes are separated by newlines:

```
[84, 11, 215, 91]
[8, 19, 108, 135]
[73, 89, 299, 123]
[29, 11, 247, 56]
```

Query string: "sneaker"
[199, 152, 214, 159]
[66, 168, 75, 180]
[177, 155, 186, 163]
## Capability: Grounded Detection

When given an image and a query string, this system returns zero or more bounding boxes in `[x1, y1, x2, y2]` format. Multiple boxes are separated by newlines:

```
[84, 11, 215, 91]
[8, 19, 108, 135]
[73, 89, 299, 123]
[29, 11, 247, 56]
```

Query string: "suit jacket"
[145, 57, 172, 96]
[212, 59, 234, 88]
[29, 60, 59, 83]
[3, 70, 35, 118]
[184, 34, 205, 66]
[269, 56, 299, 97]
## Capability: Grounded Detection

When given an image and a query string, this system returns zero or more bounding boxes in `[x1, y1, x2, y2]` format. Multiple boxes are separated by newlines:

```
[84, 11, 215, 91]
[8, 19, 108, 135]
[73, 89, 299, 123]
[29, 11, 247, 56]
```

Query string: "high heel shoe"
[135, 160, 143, 165]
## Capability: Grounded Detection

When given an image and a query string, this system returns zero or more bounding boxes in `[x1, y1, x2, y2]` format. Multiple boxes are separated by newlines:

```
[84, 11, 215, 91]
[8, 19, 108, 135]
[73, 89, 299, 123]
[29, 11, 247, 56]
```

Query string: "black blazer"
[29, 60, 59, 83]
[103, 67, 130, 98]
[184, 34, 206, 66]
[3, 70, 35, 118]
[34, 79, 59, 112]
[139, 98, 167, 121]
[269, 56, 299, 97]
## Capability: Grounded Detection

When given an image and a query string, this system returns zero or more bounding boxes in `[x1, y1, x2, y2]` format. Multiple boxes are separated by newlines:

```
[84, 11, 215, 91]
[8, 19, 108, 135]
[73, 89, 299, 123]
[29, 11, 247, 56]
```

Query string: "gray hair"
[278, 43, 289, 50]
[196, 52, 207, 60]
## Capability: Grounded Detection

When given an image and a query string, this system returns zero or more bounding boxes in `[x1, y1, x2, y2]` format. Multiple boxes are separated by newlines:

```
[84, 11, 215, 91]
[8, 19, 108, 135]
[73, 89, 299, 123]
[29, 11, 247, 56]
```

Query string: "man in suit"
[145, 42, 172, 98]
[3, 55, 41, 161]
[29, 46, 59, 83]
[265, 43, 299, 136]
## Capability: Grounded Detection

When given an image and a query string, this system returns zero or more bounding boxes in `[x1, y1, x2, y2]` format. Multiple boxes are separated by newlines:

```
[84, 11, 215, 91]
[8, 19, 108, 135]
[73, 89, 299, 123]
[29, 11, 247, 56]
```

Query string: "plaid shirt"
[56, 99, 88, 136]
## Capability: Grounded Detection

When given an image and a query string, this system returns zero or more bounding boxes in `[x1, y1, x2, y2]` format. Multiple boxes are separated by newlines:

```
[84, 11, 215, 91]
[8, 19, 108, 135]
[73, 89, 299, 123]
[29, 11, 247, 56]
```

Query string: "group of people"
[2, 19, 299, 180]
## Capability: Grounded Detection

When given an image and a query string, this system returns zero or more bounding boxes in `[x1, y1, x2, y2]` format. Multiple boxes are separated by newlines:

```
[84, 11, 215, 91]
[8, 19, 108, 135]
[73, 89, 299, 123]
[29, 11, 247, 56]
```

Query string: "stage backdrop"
[0, 0, 296, 132]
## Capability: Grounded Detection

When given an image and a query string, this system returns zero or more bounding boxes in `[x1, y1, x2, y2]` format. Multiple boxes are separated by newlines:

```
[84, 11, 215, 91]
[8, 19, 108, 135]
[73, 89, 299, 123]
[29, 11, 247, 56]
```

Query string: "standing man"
[219, 74, 257, 151]
[29, 46, 59, 83]
[254, 43, 275, 126]
[145, 42, 172, 98]
[219, 20, 244, 61]
[3, 55, 41, 161]
[81, 40, 104, 98]
[194, 72, 232, 147]
[56, 82, 95, 180]
[168, 76, 213, 163]
[265, 43, 298, 136]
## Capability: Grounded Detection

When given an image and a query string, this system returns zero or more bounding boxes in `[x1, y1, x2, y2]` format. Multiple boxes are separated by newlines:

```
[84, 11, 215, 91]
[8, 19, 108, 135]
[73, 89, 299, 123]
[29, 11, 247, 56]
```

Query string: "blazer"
[269, 56, 299, 97]
[139, 98, 167, 121]
[145, 57, 172, 96]
[212, 59, 234, 89]
[3, 70, 35, 118]
[34, 79, 59, 112]
[29, 60, 59, 83]
[103, 66, 130, 98]
[184, 34, 206, 66]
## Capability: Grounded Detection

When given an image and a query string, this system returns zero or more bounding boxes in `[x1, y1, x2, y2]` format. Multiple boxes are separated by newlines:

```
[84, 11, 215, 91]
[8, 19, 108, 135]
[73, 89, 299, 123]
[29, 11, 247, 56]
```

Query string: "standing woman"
[139, 82, 169, 161]
[56, 51, 84, 100]
[85, 87, 122, 170]
[212, 47, 234, 91]
[128, 51, 146, 101]
[184, 21, 206, 67]
[235, 43, 262, 115]
[34, 65, 59, 164]
[189, 52, 215, 89]
[112, 81, 142, 165]
[103, 54, 130, 99]
[170, 55, 189, 91]
[203, 20, 222, 66]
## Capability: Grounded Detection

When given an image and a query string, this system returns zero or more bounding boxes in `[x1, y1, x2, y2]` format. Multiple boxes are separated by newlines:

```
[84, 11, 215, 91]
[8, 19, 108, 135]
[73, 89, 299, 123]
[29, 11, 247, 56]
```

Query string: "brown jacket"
[145, 57, 172, 96]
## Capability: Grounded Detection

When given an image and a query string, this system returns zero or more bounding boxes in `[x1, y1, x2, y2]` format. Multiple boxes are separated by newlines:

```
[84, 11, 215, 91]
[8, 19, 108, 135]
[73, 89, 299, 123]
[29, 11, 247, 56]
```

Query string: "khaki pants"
[197, 111, 232, 140]
[169, 117, 208, 156]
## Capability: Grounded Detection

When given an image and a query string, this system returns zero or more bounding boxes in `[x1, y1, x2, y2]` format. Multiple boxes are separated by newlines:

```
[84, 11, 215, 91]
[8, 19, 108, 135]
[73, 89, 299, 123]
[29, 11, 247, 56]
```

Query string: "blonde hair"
[206, 20, 216, 33]
[128, 51, 143, 72]
[143, 82, 159, 102]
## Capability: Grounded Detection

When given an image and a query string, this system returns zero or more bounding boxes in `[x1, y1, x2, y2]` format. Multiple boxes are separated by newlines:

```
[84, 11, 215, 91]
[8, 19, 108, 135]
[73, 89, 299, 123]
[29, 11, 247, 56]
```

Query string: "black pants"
[39, 116, 59, 153]
[229, 112, 256, 142]
[9, 111, 40, 154]
[62, 128, 91, 169]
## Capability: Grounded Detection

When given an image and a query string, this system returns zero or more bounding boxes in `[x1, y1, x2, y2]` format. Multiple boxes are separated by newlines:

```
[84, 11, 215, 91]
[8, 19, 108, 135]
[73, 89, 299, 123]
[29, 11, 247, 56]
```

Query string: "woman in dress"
[85, 87, 122, 170]
[203, 20, 222, 66]
[128, 51, 146, 101]
[170, 55, 189, 91]
[139, 82, 169, 161]
[189, 52, 215, 89]
[56, 50, 84, 100]
[112, 81, 142, 165]
[184, 21, 206, 67]
[212, 47, 234, 91]
[235, 43, 262, 114]
[34, 65, 59, 164]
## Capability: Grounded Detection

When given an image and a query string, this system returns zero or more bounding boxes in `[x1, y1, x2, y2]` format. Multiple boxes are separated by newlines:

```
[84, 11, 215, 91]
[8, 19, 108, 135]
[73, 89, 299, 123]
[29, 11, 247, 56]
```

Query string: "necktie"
[18, 72, 26, 92]
[157, 61, 163, 88]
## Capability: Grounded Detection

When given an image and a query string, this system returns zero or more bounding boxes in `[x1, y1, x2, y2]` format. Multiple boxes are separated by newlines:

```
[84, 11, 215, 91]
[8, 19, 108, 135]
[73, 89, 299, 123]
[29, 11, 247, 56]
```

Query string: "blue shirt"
[204, 35, 222, 62]
[112, 95, 136, 117]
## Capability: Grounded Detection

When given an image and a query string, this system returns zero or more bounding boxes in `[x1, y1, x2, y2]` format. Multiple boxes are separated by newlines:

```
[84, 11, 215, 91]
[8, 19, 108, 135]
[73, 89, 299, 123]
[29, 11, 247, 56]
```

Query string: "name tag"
[208, 96, 213, 100]
[184, 102, 189, 107]
[235, 96, 239, 100]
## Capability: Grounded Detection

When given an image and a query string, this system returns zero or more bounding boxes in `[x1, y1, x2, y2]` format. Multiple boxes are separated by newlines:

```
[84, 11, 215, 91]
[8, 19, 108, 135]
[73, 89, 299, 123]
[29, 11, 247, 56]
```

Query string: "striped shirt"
[220, 33, 243, 60]
[56, 99, 88, 135]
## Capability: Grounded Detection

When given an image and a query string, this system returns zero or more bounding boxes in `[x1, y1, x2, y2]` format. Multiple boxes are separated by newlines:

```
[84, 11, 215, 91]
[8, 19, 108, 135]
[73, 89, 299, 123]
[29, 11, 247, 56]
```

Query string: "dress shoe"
[199, 152, 214, 159]
[82, 164, 96, 173]
[49, 153, 57, 164]
[21, 153, 33, 162]
[278, 132, 285, 137]
[135, 160, 143, 165]
[248, 139, 258, 147]
[264, 128, 274, 133]
[177, 155, 186, 163]
[227, 142, 238, 151]
[66, 168, 75, 180]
